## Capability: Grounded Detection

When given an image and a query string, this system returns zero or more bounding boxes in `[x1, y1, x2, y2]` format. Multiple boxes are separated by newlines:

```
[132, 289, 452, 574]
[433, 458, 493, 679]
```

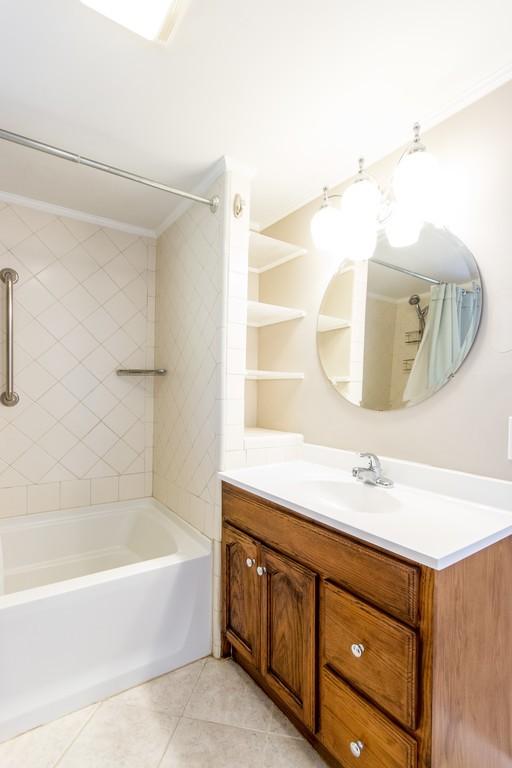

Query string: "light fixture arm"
[322, 187, 343, 203]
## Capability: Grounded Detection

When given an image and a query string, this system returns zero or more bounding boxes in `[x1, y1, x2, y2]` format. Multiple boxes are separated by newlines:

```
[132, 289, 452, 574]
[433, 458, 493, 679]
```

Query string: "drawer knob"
[256, 565, 267, 576]
[350, 740, 364, 758]
[246, 558, 255, 568]
[351, 643, 365, 658]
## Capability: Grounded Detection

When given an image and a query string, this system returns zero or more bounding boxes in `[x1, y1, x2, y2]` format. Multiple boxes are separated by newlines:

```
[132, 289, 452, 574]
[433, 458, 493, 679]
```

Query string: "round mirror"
[317, 224, 482, 410]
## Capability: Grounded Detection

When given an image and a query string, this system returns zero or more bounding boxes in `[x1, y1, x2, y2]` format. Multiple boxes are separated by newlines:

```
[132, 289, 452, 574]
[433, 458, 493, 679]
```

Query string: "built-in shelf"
[249, 232, 307, 274]
[247, 300, 306, 328]
[318, 314, 351, 332]
[330, 375, 352, 384]
[243, 427, 304, 449]
[245, 370, 305, 381]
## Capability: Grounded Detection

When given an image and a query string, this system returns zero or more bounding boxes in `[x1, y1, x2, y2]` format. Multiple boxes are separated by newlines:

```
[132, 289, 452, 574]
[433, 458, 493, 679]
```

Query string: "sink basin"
[298, 479, 401, 515]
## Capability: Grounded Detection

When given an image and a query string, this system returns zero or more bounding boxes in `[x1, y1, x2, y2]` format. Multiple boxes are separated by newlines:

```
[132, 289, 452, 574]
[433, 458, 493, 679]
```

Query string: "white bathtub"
[0, 498, 212, 743]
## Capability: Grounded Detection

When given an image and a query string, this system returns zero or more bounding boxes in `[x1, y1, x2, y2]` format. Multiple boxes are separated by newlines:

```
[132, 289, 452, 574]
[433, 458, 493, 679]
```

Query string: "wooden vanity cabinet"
[222, 523, 317, 729]
[222, 482, 512, 768]
[222, 525, 261, 668]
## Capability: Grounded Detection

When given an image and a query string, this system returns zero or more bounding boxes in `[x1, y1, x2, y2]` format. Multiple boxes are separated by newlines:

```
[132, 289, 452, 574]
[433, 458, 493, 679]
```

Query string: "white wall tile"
[91, 476, 119, 505]
[0, 202, 156, 517]
[27, 483, 60, 514]
[119, 473, 146, 500]
[0, 486, 27, 517]
[153, 177, 225, 539]
[60, 479, 91, 509]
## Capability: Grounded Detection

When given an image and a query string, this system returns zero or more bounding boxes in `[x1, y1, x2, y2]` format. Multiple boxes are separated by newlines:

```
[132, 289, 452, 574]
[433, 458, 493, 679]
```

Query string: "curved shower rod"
[0, 128, 220, 213]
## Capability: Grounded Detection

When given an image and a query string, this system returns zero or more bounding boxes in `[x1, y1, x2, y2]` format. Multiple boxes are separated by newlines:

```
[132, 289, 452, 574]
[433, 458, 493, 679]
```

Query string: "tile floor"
[0, 657, 329, 767]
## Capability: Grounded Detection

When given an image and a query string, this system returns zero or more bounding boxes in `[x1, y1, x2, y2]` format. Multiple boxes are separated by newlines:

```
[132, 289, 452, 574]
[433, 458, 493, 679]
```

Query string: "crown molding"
[156, 155, 256, 237]
[0, 189, 156, 238]
[420, 61, 512, 133]
[156, 156, 228, 237]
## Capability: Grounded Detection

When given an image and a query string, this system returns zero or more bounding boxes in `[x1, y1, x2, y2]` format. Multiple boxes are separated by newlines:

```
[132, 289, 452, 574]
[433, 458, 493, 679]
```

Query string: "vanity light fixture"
[80, 0, 183, 42]
[393, 122, 442, 226]
[340, 157, 380, 224]
[311, 158, 380, 260]
[311, 123, 443, 258]
[339, 158, 380, 261]
[310, 187, 344, 253]
[384, 202, 423, 248]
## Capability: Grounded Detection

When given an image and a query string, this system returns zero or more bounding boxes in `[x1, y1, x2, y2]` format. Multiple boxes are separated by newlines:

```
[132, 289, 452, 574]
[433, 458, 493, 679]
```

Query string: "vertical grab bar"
[0, 268, 19, 407]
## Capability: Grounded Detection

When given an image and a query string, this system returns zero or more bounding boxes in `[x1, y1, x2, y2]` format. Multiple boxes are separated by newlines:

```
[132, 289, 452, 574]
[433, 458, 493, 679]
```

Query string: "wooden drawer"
[320, 667, 417, 768]
[322, 581, 418, 729]
[223, 484, 420, 625]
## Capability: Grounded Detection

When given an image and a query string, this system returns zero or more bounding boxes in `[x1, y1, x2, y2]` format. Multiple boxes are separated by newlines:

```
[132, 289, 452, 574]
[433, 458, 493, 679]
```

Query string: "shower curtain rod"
[372, 258, 442, 285]
[0, 128, 220, 213]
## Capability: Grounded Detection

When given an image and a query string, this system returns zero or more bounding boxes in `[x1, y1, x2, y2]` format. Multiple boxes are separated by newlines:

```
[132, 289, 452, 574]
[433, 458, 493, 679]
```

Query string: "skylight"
[81, 0, 181, 42]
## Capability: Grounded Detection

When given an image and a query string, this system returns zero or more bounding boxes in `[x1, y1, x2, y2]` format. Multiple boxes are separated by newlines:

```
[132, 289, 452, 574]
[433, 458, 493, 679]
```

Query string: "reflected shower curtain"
[403, 283, 479, 404]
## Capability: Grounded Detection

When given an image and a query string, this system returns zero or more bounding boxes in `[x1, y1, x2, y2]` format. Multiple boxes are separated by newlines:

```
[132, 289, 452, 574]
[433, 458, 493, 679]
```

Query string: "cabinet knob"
[256, 565, 267, 576]
[246, 558, 255, 568]
[349, 740, 364, 758]
[351, 643, 365, 658]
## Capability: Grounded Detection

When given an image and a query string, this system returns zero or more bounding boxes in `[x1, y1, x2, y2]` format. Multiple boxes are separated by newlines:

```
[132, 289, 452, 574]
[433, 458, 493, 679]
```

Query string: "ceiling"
[0, 0, 511, 233]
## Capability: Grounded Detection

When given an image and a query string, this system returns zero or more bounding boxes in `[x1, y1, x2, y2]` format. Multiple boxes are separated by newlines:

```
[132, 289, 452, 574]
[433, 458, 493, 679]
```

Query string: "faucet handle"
[359, 452, 381, 471]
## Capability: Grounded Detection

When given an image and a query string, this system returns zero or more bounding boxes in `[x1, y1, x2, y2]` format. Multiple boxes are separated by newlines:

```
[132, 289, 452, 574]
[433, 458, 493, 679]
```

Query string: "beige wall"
[258, 81, 512, 481]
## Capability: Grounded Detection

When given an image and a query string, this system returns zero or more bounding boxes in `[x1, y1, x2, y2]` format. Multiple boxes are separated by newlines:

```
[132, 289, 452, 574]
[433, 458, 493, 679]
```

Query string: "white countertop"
[219, 460, 512, 569]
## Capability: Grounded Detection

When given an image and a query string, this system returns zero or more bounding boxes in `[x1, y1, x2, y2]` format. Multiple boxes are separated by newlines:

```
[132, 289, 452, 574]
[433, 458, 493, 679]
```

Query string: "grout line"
[180, 656, 210, 716]
[180, 657, 303, 740]
[155, 715, 182, 768]
[51, 702, 101, 768]
[178, 713, 303, 740]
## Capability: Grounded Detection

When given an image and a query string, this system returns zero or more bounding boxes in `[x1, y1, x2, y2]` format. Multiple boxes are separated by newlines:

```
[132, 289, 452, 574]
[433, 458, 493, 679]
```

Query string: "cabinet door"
[222, 525, 261, 668]
[260, 545, 316, 730]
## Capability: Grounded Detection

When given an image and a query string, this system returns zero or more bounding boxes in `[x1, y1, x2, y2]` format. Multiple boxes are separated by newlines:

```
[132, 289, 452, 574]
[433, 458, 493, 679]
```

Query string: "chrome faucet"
[352, 452, 393, 488]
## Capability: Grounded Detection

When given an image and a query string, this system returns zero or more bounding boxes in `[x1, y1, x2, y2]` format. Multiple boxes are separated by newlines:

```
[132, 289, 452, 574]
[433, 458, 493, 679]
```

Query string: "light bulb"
[385, 203, 423, 248]
[337, 158, 379, 262]
[310, 193, 344, 253]
[393, 124, 442, 224]
[341, 175, 380, 225]
[341, 219, 377, 262]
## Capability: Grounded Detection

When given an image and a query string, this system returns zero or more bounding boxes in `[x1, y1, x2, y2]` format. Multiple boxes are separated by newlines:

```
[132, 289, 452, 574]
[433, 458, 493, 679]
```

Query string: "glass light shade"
[310, 204, 344, 253]
[393, 148, 442, 224]
[341, 177, 380, 224]
[81, 0, 179, 40]
[385, 204, 423, 248]
[340, 220, 377, 262]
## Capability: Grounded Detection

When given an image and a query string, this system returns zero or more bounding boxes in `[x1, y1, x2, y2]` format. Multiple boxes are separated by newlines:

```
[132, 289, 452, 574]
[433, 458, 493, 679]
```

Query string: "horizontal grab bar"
[116, 369, 167, 377]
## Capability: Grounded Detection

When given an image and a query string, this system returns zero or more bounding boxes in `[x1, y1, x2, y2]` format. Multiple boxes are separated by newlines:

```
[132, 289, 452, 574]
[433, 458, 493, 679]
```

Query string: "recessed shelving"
[247, 300, 306, 328]
[249, 232, 306, 274]
[245, 370, 305, 381]
[330, 375, 351, 384]
[318, 314, 351, 332]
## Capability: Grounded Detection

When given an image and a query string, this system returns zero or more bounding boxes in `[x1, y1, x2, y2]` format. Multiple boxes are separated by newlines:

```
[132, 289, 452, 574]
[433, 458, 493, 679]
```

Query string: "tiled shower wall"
[0, 201, 155, 516]
[153, 168, 250, 656]
[153, 178, 224, 534]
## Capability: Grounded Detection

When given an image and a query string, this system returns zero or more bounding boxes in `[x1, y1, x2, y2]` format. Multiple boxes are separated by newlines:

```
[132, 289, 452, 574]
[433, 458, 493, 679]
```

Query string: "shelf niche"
[249, 232, 306, 274]
[317, 314, 351, 332]
[245, 370, 304, 381]
[247, 300, 306, 328]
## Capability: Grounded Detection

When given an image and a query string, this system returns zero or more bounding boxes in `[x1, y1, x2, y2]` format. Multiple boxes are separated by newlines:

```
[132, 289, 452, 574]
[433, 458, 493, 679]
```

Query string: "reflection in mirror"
[317, 224, 482, 411]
